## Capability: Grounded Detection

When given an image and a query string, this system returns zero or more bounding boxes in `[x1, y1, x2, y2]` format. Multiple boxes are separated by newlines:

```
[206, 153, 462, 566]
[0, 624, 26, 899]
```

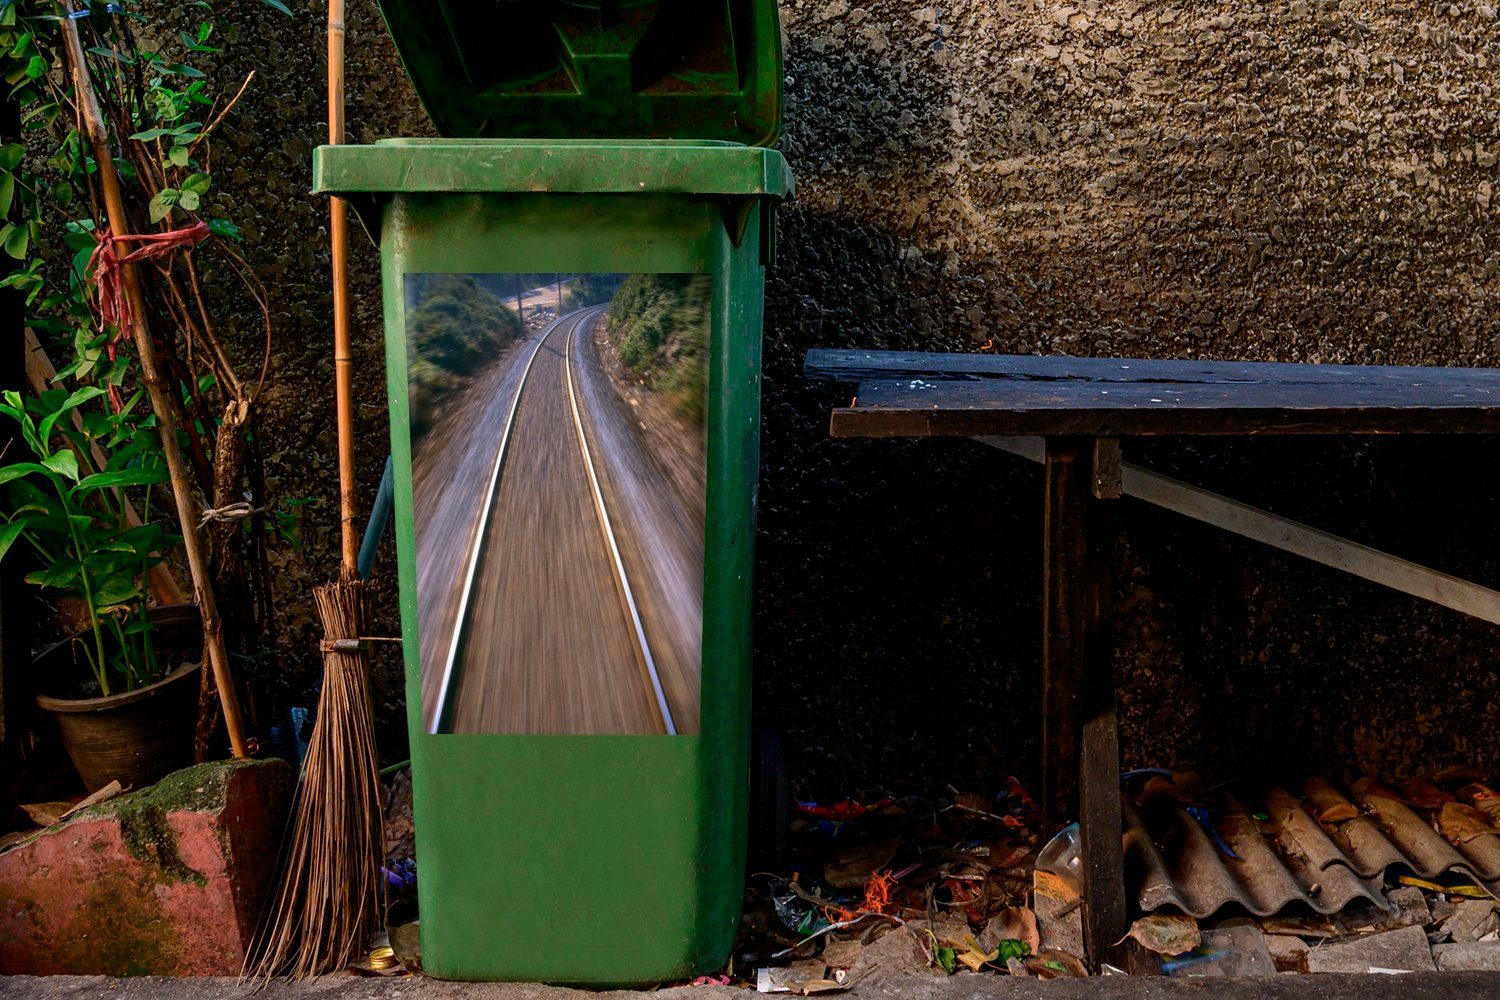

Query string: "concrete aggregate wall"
[157, 1, 1500, 792]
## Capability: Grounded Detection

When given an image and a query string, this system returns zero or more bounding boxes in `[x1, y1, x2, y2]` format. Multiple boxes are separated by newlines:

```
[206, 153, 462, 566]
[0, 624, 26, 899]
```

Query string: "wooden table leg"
[1043, 436, 1127, 969]
[1042, 438, 1086, 830]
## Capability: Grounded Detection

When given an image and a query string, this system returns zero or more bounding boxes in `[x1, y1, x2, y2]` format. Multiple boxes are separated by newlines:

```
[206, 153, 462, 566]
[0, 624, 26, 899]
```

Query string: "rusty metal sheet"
[1119, 778, 1500, 921]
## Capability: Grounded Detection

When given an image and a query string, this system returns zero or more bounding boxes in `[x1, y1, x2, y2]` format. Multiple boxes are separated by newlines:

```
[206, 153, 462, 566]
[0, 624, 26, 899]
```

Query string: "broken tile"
[1265, 934, 1310, 973]
[1442, 900, 1499, 943]
[1434, 941, 1500, 971]
[1306, 924, 1437, 974]
[1337, 887, 1431, 935]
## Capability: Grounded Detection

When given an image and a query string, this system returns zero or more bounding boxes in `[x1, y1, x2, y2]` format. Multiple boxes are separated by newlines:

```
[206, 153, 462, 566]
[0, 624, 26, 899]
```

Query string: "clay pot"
[33, 604, 202, 792]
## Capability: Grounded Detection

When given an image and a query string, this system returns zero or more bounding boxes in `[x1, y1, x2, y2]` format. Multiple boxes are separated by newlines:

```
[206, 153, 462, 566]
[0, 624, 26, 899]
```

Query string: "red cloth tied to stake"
[85, 220, 211, 410]
[87, 219, 211, 353]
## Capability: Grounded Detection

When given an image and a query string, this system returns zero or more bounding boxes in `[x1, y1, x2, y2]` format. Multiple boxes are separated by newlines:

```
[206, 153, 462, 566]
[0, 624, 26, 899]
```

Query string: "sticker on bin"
[406, 272, 706, 736]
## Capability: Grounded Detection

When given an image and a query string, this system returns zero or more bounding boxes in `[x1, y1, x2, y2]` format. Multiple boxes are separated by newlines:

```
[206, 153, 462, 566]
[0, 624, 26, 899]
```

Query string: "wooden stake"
[328, 0, 358, 577]
[61, 9, 248, 758]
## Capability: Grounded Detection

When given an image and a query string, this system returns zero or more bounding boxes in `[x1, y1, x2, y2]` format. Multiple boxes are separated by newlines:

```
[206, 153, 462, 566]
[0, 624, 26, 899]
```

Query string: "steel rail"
[428, 313, 562, 733]
[564, 312, 678, 735]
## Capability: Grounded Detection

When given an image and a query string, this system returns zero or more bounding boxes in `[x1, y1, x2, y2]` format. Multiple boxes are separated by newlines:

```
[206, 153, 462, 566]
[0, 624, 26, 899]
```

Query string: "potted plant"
[0, 385, 198, 791]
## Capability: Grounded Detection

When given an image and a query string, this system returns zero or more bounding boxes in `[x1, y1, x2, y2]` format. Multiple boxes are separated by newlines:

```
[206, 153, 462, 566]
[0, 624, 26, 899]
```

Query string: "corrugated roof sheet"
[1119, 778, 1500, 921]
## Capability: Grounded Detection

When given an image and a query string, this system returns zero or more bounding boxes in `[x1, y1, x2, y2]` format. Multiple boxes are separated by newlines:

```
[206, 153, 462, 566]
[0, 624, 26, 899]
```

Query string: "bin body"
[315, 139, 788, 982]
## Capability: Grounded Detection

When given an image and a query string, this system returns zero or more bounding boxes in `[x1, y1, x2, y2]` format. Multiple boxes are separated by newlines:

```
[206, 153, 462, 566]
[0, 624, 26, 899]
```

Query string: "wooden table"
[806, 348, 1500, 967]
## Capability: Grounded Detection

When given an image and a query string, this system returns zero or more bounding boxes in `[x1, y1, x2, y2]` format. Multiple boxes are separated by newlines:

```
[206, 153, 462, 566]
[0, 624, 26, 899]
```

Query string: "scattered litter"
[735, 769, 1500, 985]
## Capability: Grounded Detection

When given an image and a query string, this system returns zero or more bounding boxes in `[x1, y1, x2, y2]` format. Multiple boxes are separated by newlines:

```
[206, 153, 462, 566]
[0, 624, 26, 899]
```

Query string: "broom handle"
[61, 9, 249, 758]
[329, 0, 358, 578]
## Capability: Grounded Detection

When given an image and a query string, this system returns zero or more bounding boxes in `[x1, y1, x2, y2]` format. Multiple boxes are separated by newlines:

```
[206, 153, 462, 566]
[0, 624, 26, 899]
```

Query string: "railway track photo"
[406, 274, 707, 735]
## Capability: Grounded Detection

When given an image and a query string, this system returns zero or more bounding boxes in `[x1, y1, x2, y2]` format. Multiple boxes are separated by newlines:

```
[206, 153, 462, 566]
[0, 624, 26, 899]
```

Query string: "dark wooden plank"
[830, 376, 1500, 437]
[1042, 439, 1086, 832]
[806, 348, 1500, 391]
[1079, 498, 1127, 968]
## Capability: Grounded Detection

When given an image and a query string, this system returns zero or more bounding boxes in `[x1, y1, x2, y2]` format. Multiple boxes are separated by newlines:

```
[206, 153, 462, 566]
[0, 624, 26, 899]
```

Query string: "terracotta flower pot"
[33, 604, 203, 792]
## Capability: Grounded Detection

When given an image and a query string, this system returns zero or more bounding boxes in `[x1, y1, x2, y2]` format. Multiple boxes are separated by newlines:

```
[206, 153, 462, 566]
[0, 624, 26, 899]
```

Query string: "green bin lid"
[373, 0, 784, 146]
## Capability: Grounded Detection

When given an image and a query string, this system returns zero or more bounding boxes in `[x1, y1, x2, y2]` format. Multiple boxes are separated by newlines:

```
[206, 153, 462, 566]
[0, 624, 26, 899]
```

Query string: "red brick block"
[0, 758, 292, 975]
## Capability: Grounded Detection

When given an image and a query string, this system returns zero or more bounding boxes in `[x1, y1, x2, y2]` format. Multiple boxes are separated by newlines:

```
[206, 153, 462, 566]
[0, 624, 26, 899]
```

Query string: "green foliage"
[0, 2, 292, 704]
[1, 1, 287, 361]
[607, 273, 710, 424]
[561, 272, 620, 312]
[405, 273, 527, 436]
[0, 386, 176, 696]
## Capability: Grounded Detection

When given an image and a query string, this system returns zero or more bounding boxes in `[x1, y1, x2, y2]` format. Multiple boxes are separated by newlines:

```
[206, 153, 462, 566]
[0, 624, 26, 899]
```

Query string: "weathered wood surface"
[807, 350, 1500, 437]
[806, 348, 1500, 389]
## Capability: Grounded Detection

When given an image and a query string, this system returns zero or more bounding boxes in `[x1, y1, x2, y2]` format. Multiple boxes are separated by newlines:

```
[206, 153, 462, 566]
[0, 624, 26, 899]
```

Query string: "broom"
[244, 0, 383, 978]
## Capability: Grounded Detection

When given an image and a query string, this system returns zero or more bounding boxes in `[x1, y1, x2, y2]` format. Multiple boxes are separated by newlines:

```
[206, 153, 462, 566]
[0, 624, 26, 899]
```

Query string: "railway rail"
[428, 306, 676, 735]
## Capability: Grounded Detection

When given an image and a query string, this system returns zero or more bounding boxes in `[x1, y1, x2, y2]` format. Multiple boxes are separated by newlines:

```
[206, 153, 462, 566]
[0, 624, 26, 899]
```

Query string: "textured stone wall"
[181, 1, 1500, 790]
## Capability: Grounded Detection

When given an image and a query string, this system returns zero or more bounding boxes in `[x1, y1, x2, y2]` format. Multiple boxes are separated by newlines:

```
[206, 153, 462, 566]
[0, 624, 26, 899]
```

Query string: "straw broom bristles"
[244, 579, 383, 979]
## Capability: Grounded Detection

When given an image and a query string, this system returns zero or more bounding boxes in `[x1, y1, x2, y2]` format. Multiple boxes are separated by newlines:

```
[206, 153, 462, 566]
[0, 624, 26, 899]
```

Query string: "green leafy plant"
[0, 1, 293, 736]
[0, 386, 177, 695]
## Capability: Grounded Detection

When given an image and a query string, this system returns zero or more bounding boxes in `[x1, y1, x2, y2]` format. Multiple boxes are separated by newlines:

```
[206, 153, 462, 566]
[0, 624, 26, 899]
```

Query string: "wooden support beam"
[1079, 495, 1126, 967]
[1042, 438, 1086, 832]
[979, 436, 1500, 627]
[1041, 437, 1127, 969]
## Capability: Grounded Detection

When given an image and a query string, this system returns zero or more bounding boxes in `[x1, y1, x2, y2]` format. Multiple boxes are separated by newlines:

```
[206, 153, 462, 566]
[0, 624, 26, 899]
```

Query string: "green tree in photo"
[406, 273, 527, 435]
[608, 273, 710, 425]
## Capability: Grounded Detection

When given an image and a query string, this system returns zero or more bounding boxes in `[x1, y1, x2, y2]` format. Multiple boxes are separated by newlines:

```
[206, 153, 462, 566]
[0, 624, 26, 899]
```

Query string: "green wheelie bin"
[312, 0, 792, 984]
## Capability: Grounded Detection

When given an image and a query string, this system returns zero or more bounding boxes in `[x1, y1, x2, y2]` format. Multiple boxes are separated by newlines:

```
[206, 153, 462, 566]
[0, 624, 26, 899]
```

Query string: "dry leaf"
[60, 780, 125, 821]
[1400, 778, 1453, 811]
[1124, 913, 1201, 956]
[984, 906, 1040, 955]
[1438, 801, 1496, 845]
[19, 802, 70, 828]
[1025, 949, 1088, 978]
[1459, 783, 1500, 823]
[1304, 778, 1359, 823]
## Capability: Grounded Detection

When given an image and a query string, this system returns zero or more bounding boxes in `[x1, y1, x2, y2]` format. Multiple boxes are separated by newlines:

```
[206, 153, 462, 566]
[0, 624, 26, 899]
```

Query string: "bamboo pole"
[61, 9, 248, 758]
[328, 0, 358, 576]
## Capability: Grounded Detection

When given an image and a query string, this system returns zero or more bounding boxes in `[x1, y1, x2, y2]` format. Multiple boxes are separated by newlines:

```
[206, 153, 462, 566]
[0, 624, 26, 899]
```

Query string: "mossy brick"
[0, 758, 292, 976]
